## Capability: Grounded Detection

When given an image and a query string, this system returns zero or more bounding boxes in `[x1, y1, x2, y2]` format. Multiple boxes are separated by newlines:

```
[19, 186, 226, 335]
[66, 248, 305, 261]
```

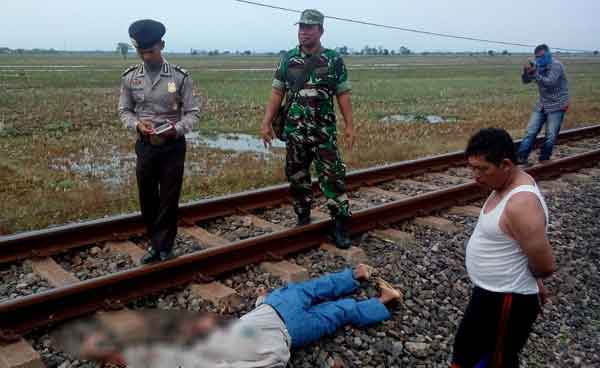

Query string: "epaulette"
[122, 64, 140, 77]
[171, 64, 189, 76]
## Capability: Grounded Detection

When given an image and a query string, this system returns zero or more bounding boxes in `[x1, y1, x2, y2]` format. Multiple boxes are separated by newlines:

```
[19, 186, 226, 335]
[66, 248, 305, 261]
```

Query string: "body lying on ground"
[60, 264, 401, 367]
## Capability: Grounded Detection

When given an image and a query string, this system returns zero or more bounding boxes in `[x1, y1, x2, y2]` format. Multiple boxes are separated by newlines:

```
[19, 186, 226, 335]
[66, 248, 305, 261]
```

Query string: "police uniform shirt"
[118, 60, 200, 137]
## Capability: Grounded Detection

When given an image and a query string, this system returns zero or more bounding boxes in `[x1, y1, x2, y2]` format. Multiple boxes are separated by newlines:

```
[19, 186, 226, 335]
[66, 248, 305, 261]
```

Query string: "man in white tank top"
[451, 128, 556, 368]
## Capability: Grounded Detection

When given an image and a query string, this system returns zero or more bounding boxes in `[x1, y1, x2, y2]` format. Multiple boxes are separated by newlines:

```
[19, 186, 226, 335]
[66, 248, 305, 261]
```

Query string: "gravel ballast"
[25, 166, 600, 367]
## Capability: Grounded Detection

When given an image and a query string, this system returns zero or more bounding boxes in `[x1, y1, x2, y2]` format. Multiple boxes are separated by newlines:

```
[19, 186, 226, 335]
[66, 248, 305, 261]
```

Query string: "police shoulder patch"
[171, 64, 189, 76]
[122, 64, 140, 77]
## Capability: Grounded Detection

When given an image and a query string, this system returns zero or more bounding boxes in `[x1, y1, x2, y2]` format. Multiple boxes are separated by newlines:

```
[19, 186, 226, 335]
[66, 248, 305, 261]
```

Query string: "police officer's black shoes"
[141, 249, 159, 264]
[141, 249, 174, 264]
[332, 216, 352, 249]
[296, 213, 311, 227]
[158, 250, 175, 262]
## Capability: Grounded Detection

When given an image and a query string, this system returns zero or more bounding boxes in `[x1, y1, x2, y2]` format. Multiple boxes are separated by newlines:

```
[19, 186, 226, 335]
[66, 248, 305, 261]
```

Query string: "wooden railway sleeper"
[0, 328, 21, 342]
[192, 273, 214, 283]
[265, 252, 284, 262]
[103, 299, 125, 310]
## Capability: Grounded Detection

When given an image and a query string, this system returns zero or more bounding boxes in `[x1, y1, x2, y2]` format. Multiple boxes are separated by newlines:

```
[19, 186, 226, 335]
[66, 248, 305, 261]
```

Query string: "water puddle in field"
[380, 114, 458, 124]
[207, 67, 274, 72]
[49, 134, 286, 189]
[50, 146, 137, 189]
[186, 132, 286, 153]
[0, 65, 87, 68]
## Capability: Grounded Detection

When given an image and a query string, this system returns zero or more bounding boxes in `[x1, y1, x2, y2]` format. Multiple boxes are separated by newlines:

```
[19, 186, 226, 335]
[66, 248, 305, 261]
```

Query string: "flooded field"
[48, 133, 286, 189]
[187, 132, 286, 153]
[380, 114, 459, 124]
[1, 54, 599, 233]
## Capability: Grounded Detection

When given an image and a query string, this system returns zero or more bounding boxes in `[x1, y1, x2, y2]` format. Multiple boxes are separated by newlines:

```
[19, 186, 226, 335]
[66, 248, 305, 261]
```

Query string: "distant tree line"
[190, 49, 254, 56]
[1, 46, 598, 57]
[0, 47, 62, 55]
[345, 45, 413, 56]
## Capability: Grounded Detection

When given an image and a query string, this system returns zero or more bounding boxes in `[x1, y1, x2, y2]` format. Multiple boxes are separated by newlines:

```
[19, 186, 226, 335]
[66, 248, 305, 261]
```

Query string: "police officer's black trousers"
[135, 137, 186, 253]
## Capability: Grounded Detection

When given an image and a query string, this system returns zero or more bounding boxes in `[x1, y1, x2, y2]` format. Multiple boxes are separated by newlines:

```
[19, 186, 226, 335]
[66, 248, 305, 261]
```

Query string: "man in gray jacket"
[517, 44, 569, 165]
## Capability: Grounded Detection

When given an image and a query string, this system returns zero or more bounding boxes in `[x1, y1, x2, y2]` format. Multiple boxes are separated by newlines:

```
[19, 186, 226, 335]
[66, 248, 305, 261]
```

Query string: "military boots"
[332, 215, 352, 249]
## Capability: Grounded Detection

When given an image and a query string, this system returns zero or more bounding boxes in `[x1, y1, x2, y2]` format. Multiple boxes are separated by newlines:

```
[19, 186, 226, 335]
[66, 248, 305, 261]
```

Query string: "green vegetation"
[1, 54, 599, 233]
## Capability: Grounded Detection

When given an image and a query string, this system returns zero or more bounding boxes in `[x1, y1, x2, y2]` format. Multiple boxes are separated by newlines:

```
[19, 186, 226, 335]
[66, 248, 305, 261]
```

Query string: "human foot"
[377, 278, 402, 304]
[354, 264, 375, 281]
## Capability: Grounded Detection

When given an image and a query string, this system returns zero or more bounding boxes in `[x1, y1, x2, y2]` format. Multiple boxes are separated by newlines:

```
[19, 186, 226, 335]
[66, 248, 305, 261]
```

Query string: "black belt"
[139, 134, 181, 146]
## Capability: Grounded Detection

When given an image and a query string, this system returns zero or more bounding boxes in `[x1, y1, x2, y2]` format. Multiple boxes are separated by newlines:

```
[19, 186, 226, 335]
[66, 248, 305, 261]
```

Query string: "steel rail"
[0, 148, 598, 341]
[0, 124, 598, 265]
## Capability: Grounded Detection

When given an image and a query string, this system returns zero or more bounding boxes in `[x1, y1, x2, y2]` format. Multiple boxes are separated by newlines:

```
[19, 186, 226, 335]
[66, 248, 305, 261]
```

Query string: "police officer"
[261, 9, 355, 249]
[119, 19, 200, 264]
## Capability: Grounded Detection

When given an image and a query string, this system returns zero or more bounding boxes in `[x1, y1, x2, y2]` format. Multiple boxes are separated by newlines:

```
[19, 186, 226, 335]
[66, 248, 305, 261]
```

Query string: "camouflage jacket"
[272, 47, 351, 135]
[118, 60, 200, 138]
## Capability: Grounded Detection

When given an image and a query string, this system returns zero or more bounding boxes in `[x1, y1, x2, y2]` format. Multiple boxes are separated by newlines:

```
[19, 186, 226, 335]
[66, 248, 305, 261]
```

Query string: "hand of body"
[336, 91, 355, 150]
[137, 120, 154, 136]
[536, 278, 549, 307]
[261, 122, 276, 149]
[261, 89, 284, 148]
[523, 59, 536, 75]
[344, 124, 355, 150]
[79, 332, 126, 367]
[153, 121, 177, 138]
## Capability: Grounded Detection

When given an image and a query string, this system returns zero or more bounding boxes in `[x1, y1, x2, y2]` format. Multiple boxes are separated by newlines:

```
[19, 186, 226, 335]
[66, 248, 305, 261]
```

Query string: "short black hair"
[534, 44, 550, 55]
[465, 128, 517, 165]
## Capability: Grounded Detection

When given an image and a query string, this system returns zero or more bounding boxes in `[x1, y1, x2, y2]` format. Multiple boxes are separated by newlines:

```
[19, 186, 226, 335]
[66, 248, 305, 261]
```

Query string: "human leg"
[293, 268, 360, 306]
[135, 140, 161, 263]
[291, 297, 391, 348]
[314, 140, 350, 218]
[285, 140, 314, 224]
[152, 139, 186, 255]
[492, 293, 540, 368]
[451, 287, 503, 368]
[539, 111, 565, 161]
[517, 111, 547, 163]
[314, 140, 351, 248]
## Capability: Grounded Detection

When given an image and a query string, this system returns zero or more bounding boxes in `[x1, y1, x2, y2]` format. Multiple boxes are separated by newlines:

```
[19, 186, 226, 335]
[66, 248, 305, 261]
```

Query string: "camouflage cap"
[296, 9, 324, 26]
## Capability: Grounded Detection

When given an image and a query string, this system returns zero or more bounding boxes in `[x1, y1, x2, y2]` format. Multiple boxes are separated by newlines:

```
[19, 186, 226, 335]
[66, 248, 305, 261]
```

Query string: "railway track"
[0, 124, 599, 351]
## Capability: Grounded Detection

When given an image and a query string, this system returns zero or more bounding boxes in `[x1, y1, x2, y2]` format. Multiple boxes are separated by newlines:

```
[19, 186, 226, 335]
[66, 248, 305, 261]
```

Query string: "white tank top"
[466, 181, 548, 294]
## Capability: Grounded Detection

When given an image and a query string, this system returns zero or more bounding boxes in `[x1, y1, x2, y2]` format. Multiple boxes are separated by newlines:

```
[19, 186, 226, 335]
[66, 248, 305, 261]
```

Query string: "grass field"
[1, 53, 599, 234]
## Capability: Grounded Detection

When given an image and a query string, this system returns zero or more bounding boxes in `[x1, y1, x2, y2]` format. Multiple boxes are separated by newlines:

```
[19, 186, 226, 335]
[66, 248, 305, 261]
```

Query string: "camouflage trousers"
[285, 138, 350, 219]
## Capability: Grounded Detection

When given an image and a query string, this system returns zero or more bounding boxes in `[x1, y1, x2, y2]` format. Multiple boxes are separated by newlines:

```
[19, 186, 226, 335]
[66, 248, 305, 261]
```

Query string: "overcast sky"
[2, 0, 598, 52]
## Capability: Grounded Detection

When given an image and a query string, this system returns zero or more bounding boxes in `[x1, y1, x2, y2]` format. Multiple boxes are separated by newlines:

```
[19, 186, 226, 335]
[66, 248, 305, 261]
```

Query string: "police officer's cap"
[128, 19, 166, 49]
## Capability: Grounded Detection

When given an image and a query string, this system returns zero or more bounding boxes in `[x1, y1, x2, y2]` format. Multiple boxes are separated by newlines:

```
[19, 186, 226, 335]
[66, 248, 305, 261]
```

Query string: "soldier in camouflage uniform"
[261, 9, 355, 248]
[118, 19, 200, 264]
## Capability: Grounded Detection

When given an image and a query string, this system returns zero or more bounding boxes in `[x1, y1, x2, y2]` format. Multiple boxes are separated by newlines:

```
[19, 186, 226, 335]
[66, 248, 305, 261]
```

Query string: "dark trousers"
[135, 137, 186, 253]
[452, 286, 540, 368]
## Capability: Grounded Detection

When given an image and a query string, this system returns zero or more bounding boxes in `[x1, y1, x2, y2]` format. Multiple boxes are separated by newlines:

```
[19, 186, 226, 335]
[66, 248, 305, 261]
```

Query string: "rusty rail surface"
[1, 124, 599, 265]
[0, 148, 598, 340]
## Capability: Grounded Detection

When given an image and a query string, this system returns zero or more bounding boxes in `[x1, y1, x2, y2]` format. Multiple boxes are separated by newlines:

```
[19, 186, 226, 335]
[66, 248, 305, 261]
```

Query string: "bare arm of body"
[500, 192, 556, 278]
[79, 332, 127, 367]
[261, 88, 285, 148]
[336, 91, 354, 149]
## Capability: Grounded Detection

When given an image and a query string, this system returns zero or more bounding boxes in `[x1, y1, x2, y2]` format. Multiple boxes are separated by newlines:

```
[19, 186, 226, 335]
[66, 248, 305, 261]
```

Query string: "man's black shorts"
[451, 286, 541, 368]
